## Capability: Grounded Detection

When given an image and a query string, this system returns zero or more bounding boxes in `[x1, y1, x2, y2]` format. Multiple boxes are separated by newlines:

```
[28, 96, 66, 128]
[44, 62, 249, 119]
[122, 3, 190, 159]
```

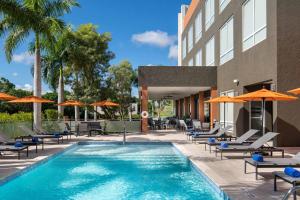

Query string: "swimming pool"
[0, 142, 229, 200]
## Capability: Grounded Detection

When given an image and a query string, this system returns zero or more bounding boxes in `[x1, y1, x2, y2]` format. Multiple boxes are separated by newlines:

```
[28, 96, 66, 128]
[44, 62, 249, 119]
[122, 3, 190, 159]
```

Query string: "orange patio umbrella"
[91, 100, 119, 107]
[90, 100, 119, 120]
[206, 96, 245, 128]
[57, 100, 85, 123]
[287, 88, 300, 95]
[57, 100, 85, 107]
[235, 88, 297, 134]
[9, 96, 54, 130]
[0, 92, 17, 101]
[9, 96, 54, 103]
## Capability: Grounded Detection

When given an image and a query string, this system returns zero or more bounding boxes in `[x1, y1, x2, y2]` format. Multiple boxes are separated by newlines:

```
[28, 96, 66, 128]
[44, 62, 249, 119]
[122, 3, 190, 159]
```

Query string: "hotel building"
[138, 0, 300, 146]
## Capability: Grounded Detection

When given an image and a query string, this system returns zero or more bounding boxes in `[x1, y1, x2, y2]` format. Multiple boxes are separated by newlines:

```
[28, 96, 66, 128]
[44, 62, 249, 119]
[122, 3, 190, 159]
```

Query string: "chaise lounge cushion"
[220, 142, 228, 149]
[14, 141, 24, 147]
[252, 154, 264, 162]
[284, 167, 300, 178]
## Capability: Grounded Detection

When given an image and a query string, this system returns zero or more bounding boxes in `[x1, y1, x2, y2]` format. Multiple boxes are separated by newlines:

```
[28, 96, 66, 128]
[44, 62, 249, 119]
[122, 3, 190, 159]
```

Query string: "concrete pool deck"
[0, 130, 298, 199]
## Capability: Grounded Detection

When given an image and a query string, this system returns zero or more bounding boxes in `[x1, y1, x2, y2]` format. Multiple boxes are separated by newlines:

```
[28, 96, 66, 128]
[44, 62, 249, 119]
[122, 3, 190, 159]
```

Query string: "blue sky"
[0, 0, 191, 95]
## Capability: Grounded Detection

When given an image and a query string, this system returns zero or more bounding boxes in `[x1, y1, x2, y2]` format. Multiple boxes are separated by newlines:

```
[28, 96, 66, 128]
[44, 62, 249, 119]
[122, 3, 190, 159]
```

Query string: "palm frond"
[4, 27, 29, 62]
[44, 0, 80, 17]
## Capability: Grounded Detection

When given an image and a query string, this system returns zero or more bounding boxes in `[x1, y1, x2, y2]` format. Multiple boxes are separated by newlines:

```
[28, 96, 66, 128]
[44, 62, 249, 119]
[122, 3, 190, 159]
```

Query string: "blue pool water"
[0, 143, 228, 200]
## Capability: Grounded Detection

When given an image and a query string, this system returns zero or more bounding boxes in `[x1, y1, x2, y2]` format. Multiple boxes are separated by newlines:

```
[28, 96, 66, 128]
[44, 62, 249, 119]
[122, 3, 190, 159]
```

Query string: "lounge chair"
[187, 125, 220, 140]
[35, 126, 71, 140]
[0, 145, 29, 159]
[16, 125, 63, 144]
[3, 139, 43, 153]
[87, 122, 103, 136]
[179, 120, 193, 133]
[204, 129, 259, 153]
[215, 132, 284, 160]
[0, 134, 43, 153]
[274, 171, 300, 198]
[191, 125, 233, 143]
[245, 153, 300, 180]
[192, 120, 202, 131]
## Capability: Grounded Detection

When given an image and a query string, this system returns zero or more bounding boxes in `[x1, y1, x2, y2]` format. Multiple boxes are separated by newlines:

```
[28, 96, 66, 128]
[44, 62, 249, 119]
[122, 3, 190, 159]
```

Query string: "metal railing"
[0, 119, 142, 139]
[282, 186, 300, 200]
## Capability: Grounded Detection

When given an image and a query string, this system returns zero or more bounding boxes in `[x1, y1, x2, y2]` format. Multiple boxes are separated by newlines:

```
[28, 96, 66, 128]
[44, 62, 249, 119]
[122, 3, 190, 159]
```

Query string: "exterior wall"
[276, 0, 300, 146]
[178, 12, 183, 66]
[180, 0, 278, 136]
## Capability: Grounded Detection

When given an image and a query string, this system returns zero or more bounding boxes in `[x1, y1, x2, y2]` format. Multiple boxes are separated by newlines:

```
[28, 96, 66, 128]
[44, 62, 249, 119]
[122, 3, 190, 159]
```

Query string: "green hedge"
[0, 112, 32, 122]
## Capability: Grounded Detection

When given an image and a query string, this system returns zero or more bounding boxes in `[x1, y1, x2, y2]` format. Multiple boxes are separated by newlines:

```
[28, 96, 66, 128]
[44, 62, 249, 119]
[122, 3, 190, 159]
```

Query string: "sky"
[0, 0, 191, 95]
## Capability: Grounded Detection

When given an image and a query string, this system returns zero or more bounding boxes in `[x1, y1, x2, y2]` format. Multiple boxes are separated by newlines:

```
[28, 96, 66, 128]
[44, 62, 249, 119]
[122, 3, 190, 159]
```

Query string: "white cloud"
[132, 30, 176, 47]
[168, 45, 178, 60]
[12, 52, 34, 65]
[12, 72, 18, 77]
[16, 83, 33, 91]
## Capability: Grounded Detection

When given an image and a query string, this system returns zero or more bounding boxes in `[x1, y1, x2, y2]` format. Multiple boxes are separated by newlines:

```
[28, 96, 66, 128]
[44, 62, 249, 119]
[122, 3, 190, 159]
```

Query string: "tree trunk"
[94, 106, 97, 121]
[57, 66, 64, 119]
[128, 106, 132, 121]
[75, 105, 79, 124]
[33, 35, 42, 130]
[84, 107, 88, 121]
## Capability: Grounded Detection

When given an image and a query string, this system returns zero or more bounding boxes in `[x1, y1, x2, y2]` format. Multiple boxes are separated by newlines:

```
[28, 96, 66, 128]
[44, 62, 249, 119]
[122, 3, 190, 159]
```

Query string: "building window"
[220, 90, 234, 131]
[182, 37, 186, 58]
[205, 0, 215, 31]
[188, 58, 194, 66]
[219, 0, 230, 13]
[195, 49, 202, 66]
[206, 36, 215, 66]
[242, 0, 267, 51]
[220, 16, 234, 65]
[195, 11, 202, 42]
[188, 25, 194, 52]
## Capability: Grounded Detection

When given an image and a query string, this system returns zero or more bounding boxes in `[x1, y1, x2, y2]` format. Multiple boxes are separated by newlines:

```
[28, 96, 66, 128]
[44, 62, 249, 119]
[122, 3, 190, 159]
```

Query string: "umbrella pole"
[224, 102, 226, 129]
[262, 98, 266, 135]
[32, 103, 34, 131]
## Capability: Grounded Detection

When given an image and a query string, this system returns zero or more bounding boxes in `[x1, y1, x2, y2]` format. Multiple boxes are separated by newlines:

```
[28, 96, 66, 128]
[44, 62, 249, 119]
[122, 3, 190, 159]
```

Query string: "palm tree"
[40, 28, 73, 119]
[0, 0, 79, 129]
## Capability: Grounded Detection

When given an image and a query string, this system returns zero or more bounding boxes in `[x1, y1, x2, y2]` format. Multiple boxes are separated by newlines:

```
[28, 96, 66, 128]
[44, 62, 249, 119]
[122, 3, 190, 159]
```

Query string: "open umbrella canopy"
[206, 96, 244, 129]
[287, 88, 300, 95]
[8, 96, 54, 103]
[0, 92, 17, 101]
[57, 100, 85, 107]
[91, 100, 119, 107]
[206, 96, 245, 103]
[235, 89, 297, 101]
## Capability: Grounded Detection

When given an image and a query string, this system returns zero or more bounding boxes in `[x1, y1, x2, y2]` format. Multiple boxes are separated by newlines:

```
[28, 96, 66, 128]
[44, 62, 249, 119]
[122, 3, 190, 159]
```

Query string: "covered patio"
[138, 66, 218, 132]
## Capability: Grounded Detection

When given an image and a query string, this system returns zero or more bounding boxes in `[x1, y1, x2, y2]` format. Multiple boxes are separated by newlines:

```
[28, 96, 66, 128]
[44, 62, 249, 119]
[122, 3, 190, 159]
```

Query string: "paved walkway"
[0, 130, 297, 200]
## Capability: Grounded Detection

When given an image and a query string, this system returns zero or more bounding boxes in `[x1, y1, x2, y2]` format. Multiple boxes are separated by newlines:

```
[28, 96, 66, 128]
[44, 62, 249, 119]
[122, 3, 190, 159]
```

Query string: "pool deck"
[0, 130, 298, 199]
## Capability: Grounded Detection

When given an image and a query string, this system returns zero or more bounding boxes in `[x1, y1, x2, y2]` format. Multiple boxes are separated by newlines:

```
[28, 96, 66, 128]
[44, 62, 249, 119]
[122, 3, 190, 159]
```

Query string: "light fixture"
[233, 79, 239, 86]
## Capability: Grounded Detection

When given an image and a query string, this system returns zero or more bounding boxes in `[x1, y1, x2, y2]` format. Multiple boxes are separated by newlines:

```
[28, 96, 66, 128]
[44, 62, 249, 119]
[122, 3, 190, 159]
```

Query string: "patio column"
[190, 95, 195, 119]
[210, 87, 219, 128]
[141, 86, 148, 133]
[184, 97, 189, 117]
[199, 92, 205, 121]
[175, 100, 180, 118]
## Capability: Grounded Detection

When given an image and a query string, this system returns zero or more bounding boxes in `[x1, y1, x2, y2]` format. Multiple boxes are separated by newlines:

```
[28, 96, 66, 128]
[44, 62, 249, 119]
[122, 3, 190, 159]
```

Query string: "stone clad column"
[184, 97, 189, 117]
[190, 95, 195, 119]
[141, 86, 148, 133]
[210, 88, 219, 128]
[199, 92, 205, 122]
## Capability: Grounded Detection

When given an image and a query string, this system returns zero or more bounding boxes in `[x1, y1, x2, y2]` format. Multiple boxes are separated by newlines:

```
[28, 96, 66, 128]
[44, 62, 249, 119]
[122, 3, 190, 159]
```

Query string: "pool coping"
[0, 141, 231, 200]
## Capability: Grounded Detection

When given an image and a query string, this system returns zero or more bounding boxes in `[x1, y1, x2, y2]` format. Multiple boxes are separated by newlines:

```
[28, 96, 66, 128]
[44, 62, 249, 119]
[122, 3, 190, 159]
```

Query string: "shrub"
[44, 109, 58, 120]
[0, 112, 32, 122]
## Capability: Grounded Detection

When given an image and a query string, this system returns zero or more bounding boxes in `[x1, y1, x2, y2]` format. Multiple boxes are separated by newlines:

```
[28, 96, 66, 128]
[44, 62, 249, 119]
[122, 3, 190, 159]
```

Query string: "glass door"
[250, 101, 263, 136]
